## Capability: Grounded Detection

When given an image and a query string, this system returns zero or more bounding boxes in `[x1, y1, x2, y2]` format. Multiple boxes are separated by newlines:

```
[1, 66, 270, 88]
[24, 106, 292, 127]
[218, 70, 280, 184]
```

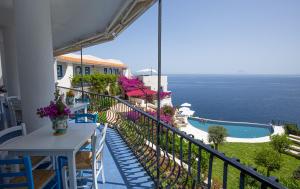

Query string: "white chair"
[0, 123, 51, 171]
[6, 96, 22, 126]
[61, 123, 108, 189]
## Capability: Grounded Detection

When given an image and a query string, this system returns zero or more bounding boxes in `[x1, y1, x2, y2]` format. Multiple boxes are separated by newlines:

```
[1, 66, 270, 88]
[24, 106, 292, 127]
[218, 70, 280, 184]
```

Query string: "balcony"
[94, 127, 154, 188]
[58, 86, 286, 189]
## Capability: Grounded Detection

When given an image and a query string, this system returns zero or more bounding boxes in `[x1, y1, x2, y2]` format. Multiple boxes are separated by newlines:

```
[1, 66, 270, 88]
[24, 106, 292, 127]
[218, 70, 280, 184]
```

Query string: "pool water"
[188, 118, 273, 138]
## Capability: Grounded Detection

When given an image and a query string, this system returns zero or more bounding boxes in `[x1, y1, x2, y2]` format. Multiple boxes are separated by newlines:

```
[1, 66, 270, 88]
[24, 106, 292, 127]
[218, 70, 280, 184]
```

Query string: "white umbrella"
[136, 68, 157, 75]
[179, 107, 191, 112]
[180, 102, 191, 107]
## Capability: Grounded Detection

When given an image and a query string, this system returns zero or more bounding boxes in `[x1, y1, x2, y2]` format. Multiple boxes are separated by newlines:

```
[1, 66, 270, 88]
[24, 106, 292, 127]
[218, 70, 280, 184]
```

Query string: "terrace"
[0, 0, 287, 188]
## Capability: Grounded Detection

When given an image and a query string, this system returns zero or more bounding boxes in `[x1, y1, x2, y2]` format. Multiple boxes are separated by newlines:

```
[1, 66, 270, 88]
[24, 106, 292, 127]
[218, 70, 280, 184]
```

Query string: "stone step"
[288, 137, 300, 145]
[289, 134, 300, 140]
[286, 149, 300, 157]
[290, 145, 300, 152]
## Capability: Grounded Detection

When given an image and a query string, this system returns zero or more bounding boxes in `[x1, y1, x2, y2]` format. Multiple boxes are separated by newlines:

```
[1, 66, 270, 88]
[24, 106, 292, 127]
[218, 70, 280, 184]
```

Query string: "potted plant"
[65, 90, 75, 105]
[37, 92, 71, 135]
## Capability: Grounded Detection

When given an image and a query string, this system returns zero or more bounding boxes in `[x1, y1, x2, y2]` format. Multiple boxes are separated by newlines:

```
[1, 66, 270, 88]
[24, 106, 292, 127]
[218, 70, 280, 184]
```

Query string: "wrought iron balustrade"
[57, 86, 286, 189]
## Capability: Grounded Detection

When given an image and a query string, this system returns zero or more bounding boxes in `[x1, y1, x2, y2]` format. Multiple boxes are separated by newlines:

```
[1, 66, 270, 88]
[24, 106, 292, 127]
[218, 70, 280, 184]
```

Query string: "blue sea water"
[168, 75, 300, 125]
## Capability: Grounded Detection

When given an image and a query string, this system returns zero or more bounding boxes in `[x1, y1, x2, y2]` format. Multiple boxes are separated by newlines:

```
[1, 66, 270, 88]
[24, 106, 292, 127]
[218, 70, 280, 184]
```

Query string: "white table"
[0, 122, 97, 189]
[69, 102, 89, 114]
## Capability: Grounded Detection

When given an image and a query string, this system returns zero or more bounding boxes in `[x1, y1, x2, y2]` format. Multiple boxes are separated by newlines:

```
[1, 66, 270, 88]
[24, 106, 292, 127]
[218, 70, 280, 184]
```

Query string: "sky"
[83, 0, 300, 75]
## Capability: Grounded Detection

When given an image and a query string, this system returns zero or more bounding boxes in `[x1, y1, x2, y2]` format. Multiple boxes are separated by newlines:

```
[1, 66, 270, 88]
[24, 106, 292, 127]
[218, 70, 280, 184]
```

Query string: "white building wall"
[137, 75, 168, 92]
[56, 61, 123, 88]
[57, 62, 73, 88]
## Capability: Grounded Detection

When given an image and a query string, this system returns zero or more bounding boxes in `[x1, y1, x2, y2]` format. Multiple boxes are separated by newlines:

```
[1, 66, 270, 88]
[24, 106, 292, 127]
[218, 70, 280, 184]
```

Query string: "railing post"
[80, 45, 84, 101]
[156, 0, 162, 188]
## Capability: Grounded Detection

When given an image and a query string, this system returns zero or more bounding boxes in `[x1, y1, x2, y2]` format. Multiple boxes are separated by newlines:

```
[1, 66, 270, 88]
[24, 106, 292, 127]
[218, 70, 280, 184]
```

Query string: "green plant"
[208, 126, 228, 150]
[284, 124, 300, 136]
[254, 148, 282, 177]
[71, 73, 120, 96]
[270, 134, 291, 153]
[212, 177, 222, 189]
[293, 166, 300, 180]
[161, 105, 175, 117]
[280, 176, 300, 189]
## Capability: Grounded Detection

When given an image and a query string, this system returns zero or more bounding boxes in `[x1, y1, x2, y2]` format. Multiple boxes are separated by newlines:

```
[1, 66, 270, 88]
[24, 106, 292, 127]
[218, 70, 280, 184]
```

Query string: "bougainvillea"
[148, 110, 173, 125]
[125, 111, 140, 122]
[118, 76, 144, 92]
[37, 99, 71, 119]
[118, 76, 171, 100]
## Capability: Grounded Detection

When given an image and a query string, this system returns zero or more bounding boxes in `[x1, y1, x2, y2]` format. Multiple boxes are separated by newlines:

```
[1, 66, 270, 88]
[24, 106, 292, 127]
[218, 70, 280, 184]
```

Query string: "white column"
[14, 0, 54, 133]
[2, 26, 20, 96]
[0, 30, 4, 87]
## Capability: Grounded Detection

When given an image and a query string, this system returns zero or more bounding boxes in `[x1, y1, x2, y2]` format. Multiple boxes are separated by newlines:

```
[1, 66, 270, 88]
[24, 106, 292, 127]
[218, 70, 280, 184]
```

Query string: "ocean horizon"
[167, 74, 300, 125]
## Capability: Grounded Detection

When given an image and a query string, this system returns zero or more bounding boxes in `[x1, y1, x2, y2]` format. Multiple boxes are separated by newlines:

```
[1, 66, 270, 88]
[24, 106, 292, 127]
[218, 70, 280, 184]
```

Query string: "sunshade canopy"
[180, 109, 195, 116]
[179, 107, 191, 112]
[181, 103, 191, 107]
[0, 0, 156, 55]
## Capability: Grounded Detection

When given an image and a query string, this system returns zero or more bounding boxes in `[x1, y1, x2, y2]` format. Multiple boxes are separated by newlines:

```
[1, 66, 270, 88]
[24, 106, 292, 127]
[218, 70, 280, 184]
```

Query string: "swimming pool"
[188, 118, 273, 138]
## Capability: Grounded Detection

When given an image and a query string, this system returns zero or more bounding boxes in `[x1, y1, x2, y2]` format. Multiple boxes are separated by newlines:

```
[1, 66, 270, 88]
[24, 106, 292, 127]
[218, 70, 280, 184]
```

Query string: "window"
[85, 67, 90, 75]
[109, 68, 113, 74]
[75, 66, 82, 75]
[114, 69, 119, 75]
[104, 68, 107, 74]
[57, 65, 63, 78]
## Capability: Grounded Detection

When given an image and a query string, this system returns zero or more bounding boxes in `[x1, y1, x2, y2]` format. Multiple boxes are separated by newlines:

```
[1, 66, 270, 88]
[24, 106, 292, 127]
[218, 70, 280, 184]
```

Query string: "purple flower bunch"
[118, 76, 144, 92]
[126, 111, 140, 122]
[148, 111, 173, 125]
[37, 99, 71, 120]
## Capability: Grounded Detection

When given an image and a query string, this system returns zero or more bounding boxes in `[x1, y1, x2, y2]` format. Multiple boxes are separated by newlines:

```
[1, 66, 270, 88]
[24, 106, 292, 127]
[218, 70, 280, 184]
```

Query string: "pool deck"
[179, 118, 285, 143]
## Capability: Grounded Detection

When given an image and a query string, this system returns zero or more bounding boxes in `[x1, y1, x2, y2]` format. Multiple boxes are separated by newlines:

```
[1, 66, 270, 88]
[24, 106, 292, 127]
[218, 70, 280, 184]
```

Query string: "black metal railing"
[58, 86, 286, 189]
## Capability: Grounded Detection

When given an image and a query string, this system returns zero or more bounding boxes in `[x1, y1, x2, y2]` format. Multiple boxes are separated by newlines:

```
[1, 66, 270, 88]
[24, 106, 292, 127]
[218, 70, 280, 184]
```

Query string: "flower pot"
[51, 116, 68, 135]
[66, 96, 75, 106]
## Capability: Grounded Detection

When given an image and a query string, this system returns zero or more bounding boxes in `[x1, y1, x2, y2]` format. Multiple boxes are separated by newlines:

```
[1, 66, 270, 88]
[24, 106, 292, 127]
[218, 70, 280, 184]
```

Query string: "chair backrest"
[6, 96, 22, 126]
[75, 113, 98, 123]
[0, 123, 27, 177]
[0, 123, 26, 145]
[0, 156, 34, 189]
[92, 123, 108, 163]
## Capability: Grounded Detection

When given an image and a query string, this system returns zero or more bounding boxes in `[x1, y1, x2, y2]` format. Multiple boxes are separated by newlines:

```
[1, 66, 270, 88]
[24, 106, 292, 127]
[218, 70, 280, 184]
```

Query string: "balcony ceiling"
[0, 0, 156, 55]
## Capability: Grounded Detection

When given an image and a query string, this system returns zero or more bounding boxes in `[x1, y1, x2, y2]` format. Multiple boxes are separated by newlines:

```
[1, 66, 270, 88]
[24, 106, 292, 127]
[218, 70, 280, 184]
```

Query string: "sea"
[168, 74, 300, 126]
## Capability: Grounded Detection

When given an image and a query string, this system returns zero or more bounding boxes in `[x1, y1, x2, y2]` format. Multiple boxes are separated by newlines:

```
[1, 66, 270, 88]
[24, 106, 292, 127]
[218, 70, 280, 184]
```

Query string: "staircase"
[287, 134, 300, 157]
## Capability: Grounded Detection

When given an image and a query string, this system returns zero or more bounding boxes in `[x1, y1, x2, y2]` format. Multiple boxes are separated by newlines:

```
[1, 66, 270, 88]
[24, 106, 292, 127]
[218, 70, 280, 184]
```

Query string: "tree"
[254, 148, 282, 177]
[208, 126, 228, 150]
[270, 134, 291, 153]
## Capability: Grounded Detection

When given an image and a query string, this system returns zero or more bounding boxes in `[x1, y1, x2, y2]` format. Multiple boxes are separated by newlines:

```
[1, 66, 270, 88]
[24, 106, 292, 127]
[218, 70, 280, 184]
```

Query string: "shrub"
[126, 111, 140, 122]
[284, 124, 300, 136]
[254, 148, 282, 177]
[72, 73, 120, 96]
[208, 126, 228, 150]
[212, 177, 222, 189]
[161, 105, 175, 117]
[293, 166, 300, 180]
[280, 176, 300, 189]
[270, 134, 291, 153]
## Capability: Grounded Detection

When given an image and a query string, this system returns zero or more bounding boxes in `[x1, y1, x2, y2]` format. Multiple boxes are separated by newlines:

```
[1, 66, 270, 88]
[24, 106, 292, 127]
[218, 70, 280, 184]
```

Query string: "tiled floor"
[86, 127, 154, 189]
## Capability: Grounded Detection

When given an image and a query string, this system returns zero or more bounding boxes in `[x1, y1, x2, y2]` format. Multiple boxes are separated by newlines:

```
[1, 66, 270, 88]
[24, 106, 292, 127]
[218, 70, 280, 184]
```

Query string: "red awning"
[126, 89, 156, 97]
